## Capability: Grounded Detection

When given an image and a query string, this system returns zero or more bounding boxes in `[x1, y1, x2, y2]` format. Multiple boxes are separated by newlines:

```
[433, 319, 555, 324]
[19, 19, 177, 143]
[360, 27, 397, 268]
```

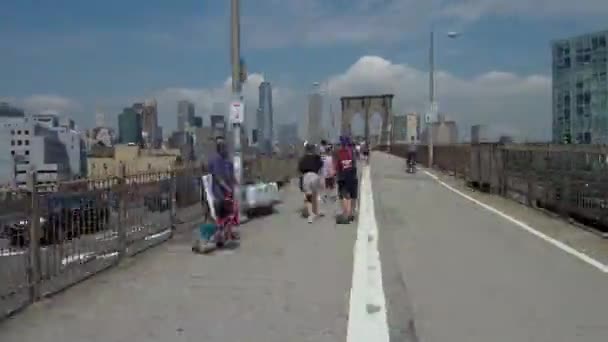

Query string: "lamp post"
[427, 29, 461, 167]
[230, 0, 248, 222]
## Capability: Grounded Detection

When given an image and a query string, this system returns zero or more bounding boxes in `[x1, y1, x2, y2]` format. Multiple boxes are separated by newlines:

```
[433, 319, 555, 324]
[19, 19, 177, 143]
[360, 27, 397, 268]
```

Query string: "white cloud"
[21, 95, 79, 115]
[324, 56, 552, 141]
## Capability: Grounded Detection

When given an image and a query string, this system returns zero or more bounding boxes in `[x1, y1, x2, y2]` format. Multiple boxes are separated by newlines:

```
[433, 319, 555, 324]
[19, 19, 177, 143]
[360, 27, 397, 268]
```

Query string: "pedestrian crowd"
[298, 137, 364, 224]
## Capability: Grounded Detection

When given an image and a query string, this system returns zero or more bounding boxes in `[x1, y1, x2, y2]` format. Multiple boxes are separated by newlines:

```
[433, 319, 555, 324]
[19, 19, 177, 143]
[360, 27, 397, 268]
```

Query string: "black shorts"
[325, 177, 335, 189]
[338, 178, 358, 199]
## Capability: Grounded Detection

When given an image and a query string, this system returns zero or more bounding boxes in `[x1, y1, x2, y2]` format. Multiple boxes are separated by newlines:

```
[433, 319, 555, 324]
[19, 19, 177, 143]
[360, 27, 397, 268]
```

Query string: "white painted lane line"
[347, 166, 390, 342]
[424, 170, 608, 274]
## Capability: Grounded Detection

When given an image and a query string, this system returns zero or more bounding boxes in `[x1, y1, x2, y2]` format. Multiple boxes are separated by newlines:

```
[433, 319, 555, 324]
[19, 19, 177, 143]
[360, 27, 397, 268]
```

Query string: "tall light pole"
[427, 29, 461, 167]
[427, 30, 436, 168]
[230, 0, 245, 221]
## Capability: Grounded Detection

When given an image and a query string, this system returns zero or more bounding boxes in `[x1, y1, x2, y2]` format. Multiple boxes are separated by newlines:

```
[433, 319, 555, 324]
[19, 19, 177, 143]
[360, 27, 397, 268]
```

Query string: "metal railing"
[383, 143, 608, 234]
[0, 155, 300, 320]
[0, 166, 204, 320]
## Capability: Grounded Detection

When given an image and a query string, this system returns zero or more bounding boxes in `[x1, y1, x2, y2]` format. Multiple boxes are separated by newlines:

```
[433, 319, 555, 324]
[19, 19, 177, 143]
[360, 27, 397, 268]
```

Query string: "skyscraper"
[278, 123, 298, 146]
[177, 100, 195, 132]
[553, 30, 608, 144]
[142, 98, 160, 148]
[192, 116, 203, 128]
[118, 107, 143, 145]
[258, 81, 274, 154]
[94, 109, 105, 128]
[406, 112, 419, 143]
[210, 115, 226, 139]
[255, 108, 263, 146]
[308, 91, 323, 143]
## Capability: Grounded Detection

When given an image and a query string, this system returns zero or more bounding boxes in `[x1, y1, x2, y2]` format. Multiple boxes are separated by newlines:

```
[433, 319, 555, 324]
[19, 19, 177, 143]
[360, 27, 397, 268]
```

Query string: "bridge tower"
[340, 94, 394, 146]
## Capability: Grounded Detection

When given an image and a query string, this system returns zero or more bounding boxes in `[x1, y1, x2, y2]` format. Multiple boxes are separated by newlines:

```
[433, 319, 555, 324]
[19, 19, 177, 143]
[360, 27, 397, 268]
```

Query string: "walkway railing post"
[169, 168, 177, 229]
[117, 163, 127, 260]
[27, 168, 41, 302]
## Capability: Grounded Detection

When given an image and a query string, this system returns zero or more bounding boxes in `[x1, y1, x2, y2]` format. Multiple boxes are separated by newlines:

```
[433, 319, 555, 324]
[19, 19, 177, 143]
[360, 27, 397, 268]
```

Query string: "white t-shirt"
[321, 155, 335, 178]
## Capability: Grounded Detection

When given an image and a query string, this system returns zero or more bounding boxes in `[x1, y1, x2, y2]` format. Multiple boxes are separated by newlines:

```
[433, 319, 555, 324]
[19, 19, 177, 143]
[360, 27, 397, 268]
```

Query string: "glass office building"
[552, 30, 608, 144]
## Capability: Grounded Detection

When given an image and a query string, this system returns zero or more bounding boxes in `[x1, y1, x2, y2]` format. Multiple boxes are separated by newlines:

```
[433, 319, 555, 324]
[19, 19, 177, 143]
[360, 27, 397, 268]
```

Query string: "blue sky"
[2, 0, 608, 140]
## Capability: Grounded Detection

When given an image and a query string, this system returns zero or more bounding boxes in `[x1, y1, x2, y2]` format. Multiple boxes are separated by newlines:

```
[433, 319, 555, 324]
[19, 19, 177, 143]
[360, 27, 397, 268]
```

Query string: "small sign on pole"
[229, 101, 245, 124]
[425, 101, 439, 124]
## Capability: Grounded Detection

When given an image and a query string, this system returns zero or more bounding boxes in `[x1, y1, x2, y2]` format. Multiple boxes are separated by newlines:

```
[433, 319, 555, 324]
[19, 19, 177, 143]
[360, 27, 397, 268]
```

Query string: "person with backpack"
[335, 136, 358, 223]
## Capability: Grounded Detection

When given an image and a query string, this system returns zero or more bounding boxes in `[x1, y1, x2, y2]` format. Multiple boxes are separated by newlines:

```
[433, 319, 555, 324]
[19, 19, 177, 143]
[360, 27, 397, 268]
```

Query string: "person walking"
[298, 143, 324, 223]
[335, 136, 358, 223]
[208, 137, 239, 239]
[361, 141, 370, 164]
[321, 144, 336, 202]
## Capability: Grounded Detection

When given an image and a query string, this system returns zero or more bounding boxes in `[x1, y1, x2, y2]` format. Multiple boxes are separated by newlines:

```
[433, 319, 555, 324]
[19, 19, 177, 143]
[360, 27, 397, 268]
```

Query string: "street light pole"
[230, 0, 245, 220]
[427, 30, 435, 168]
[427, 29, 460, 168]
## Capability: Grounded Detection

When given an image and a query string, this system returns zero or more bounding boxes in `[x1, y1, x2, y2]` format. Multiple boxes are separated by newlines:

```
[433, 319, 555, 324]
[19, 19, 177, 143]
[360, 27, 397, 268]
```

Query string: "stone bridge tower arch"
[340, 94, 394, 145]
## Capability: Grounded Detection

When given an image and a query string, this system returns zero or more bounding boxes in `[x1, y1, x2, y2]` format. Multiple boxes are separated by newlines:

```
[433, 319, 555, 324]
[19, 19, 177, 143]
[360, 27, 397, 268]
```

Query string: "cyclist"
[406, 136, 417, 171]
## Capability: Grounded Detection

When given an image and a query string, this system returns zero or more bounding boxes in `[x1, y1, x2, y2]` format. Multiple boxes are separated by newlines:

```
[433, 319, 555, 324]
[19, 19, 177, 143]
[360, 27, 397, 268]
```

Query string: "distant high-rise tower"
[142, 98, 160, 148]
[118, 107, 143, 145]
[553, 30, 608, 144]
[95, 110, 105, 128]
[308, 86, 323, 143]
[210, 115, 226, 139]
[177, 100, 195, 132]
[257, 81, 274, 154]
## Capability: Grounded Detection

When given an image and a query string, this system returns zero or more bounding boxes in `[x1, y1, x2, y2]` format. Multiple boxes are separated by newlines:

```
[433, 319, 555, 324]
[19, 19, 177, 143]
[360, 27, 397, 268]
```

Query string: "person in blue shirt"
[208, 137, 235, 220]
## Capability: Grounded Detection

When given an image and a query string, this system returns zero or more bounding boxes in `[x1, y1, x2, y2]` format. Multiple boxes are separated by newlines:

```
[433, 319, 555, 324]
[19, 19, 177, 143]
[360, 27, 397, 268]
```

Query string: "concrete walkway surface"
[0, 180, 356, 342]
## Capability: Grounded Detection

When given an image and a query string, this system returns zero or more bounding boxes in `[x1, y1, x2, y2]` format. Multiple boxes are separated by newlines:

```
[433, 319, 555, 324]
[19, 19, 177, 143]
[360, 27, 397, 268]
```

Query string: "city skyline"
[3, 2, 608, 140]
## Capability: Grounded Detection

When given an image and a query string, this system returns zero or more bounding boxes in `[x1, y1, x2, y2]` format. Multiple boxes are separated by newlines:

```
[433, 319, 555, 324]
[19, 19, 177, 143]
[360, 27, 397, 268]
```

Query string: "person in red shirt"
[334, 136, 358, 223]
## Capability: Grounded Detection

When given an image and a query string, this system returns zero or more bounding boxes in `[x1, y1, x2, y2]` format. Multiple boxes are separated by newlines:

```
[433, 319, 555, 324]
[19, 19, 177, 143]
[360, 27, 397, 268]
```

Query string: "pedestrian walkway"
[0, 179, 357, 342]
[2, 152, 608, 342]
